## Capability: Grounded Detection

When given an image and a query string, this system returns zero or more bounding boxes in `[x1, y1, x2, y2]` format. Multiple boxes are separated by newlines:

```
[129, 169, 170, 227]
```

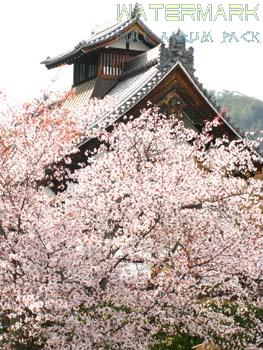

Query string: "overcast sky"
[0, 0, 262, 102]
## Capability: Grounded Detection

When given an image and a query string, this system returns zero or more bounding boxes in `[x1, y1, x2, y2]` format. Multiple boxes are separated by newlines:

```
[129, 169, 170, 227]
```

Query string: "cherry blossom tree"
[0, 92, 262, 350]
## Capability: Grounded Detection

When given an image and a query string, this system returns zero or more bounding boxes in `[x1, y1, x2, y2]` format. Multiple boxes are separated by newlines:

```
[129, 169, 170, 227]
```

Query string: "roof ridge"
[91, 18, 120, 36]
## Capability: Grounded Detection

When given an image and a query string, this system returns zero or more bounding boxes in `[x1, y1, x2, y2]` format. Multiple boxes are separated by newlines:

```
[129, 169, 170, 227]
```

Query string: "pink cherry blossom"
[0, 92, 262, 349]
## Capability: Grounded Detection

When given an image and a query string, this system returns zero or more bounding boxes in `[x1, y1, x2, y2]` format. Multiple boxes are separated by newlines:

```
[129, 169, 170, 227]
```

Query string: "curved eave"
[42, 50, 85, 70]
[41, 17, 162, 70]
[136, 18, 162, 46]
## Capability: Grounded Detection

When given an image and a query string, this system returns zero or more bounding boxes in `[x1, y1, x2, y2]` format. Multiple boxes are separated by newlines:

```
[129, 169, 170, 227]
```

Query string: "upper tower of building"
[42, 4, 161, 90]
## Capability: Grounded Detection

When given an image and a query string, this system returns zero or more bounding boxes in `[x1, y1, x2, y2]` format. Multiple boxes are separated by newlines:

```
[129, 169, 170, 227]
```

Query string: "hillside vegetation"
[215, 90, 263, 132]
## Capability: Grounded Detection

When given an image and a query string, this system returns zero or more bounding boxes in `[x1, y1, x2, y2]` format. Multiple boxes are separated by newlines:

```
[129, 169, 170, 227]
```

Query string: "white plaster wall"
[109, 36, 149, 51]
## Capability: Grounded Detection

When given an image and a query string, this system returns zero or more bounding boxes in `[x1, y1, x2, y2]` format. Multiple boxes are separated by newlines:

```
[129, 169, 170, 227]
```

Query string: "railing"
[73, 49, 142, 85]
[99, 49, 140, 78]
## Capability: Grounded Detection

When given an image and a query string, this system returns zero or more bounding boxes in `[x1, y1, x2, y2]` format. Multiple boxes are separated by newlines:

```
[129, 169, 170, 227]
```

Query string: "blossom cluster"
[0, 94, 262, 349]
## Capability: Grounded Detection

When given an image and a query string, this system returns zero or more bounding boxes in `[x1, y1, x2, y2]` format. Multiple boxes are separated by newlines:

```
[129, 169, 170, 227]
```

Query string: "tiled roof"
[108, 65, 158, 105]
[78, 47, 171, 146]
[57, 41, 242, 148]
[121, 44, 161, 78]
[77, 45, 243, 147]
[41, 17, 161, 69]
[63, 79, 96, 109]
[61, 45, 162, 111]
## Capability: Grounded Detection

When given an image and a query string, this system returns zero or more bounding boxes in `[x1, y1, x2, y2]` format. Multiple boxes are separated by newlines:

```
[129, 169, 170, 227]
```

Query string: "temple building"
[41, 3, 242, 191]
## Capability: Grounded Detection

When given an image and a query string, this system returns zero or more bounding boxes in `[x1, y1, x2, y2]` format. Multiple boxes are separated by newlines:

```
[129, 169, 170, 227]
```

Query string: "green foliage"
[201, 301, 263, 350]
[152, 331, 202, 350]
[215, 90, 263, 132]
[228, 303, 262, 348]
[151, 301, 263, 350]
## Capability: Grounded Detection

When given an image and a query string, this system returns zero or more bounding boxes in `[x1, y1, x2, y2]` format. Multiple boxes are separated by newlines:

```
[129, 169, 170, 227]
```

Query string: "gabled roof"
[41, 15, 162, 69]
[59, 38, 242, 145]
[44, 27, 251, 192]
[75, 44, 242, 149]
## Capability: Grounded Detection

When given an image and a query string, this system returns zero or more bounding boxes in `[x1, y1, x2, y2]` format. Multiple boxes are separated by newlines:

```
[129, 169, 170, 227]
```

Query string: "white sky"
[0, 0, 262, 102]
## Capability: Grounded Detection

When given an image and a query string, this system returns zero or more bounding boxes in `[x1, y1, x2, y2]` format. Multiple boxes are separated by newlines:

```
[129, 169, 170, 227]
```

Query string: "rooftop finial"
[169, 29, 186, 52]
[160, 29, 195, 75]
[131, 2, 141, 19]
